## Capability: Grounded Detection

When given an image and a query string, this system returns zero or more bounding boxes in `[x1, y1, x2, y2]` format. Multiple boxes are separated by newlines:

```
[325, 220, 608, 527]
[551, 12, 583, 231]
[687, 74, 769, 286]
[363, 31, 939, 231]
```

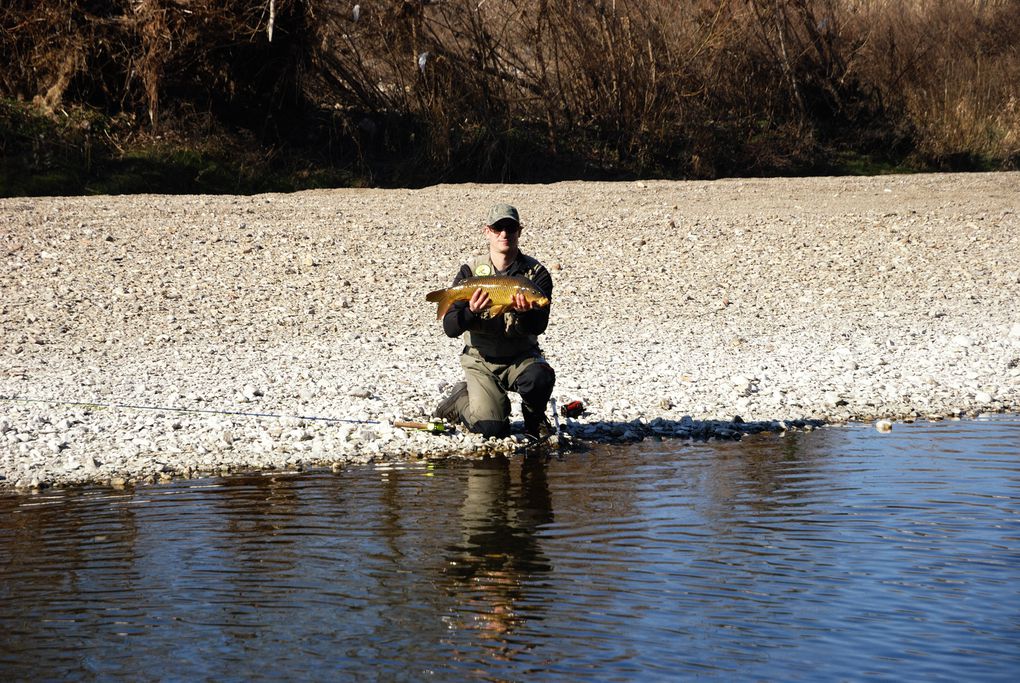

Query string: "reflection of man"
[445, 456, 553, 639]
[433, 204, 556, 439]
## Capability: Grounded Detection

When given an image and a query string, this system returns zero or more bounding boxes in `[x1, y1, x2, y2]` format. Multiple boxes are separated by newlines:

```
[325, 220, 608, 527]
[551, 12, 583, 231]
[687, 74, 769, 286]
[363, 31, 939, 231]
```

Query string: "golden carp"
[426, 276, 550, 320]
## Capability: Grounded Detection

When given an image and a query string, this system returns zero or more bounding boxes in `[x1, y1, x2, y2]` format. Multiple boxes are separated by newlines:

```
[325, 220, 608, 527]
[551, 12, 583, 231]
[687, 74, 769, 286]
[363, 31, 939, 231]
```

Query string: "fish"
[425, 276, 550, 320]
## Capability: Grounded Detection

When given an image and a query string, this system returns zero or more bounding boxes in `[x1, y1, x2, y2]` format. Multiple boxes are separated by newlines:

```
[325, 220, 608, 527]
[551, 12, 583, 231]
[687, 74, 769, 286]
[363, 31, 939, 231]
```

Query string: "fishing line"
[0, 395, 384, 425]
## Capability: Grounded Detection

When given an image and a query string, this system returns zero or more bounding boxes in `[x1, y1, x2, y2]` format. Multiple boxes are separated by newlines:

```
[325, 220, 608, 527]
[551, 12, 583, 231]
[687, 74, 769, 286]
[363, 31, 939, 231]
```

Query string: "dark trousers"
[455, 348, 556, 438]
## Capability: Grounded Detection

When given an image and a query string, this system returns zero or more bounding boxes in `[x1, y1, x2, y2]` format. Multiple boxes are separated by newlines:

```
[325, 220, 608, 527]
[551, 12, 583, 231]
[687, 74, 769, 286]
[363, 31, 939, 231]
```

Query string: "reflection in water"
[0, 487, 144, 676]
[210, 474, 304, 640]
[443, 456, 553, 648]
[701, 428, 845, 517]
[1, 417, 1018, 680]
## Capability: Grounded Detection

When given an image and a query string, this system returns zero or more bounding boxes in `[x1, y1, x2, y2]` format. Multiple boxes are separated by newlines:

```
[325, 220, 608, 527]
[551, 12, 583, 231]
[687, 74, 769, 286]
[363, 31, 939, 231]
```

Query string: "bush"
[2, 0, 1016, 193]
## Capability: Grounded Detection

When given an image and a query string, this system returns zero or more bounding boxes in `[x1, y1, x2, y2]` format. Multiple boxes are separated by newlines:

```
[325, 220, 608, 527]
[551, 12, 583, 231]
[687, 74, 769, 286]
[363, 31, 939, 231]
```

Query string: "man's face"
[485, 220, 521, 255]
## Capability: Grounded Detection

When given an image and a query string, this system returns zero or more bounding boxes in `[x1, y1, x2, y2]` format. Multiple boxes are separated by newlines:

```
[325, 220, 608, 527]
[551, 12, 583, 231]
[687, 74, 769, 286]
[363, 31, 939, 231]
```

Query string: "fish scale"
[425, 276, 550, 320]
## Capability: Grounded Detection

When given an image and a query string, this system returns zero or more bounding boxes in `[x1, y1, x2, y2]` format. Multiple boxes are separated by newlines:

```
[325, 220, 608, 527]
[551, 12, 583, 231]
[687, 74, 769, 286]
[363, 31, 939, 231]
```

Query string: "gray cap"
[486, 203, 520, 227]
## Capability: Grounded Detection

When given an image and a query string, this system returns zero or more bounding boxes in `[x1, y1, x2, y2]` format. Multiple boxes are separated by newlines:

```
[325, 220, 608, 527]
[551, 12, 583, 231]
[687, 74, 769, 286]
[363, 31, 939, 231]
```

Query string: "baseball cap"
[486, 203, 520, 226]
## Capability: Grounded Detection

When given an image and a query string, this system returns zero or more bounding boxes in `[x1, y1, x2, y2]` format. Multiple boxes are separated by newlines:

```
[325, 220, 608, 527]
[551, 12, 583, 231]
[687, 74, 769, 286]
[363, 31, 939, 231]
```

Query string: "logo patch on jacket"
[474, 263, 492, 276]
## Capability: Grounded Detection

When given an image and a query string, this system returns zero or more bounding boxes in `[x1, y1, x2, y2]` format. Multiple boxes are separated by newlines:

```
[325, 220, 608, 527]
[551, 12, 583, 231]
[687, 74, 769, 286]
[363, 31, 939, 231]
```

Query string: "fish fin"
[425, 288, 445, 302]
[435, 294, 455, 320]
[487, 303, 510, 318]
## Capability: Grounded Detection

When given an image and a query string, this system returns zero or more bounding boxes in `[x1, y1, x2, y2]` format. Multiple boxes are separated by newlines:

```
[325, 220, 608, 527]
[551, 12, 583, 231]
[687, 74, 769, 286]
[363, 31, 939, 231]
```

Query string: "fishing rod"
[0, 396, 573, 438]
[0, 394, 384, 426]
[1, 394, 455, 433]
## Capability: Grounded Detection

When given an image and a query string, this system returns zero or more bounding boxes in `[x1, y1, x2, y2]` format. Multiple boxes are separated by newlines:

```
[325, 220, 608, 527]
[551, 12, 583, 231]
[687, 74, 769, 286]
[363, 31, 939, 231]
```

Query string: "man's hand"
[468, 288, 490, 314]
[511, 292, 534, 311]
[468, 289, 534, 314]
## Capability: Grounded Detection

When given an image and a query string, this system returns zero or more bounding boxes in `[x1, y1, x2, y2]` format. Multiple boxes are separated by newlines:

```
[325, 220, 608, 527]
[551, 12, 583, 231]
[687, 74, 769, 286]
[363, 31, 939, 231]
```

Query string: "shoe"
[524, 415, 554, 440]
[433, 381, 467, 423]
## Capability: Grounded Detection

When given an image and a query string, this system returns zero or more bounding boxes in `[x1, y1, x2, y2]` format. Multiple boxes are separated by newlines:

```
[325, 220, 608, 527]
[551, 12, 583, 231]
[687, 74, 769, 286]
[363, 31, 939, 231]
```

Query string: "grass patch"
[0, 99, 364, 196]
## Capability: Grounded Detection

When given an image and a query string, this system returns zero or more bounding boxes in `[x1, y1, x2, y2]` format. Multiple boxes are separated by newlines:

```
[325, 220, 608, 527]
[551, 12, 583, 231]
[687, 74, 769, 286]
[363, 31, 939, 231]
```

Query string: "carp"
[426, 276, 550, 320]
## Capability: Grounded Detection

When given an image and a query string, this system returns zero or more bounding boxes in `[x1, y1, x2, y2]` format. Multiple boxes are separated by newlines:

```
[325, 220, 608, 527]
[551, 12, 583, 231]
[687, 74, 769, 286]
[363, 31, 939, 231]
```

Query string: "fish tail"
[436, 293, 462, 319]
[426, 288, 448, 319]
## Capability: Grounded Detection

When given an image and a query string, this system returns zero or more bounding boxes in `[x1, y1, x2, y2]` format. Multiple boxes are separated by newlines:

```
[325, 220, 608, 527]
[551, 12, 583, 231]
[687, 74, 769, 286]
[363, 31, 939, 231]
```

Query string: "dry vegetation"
[1, 0, 1018, 192]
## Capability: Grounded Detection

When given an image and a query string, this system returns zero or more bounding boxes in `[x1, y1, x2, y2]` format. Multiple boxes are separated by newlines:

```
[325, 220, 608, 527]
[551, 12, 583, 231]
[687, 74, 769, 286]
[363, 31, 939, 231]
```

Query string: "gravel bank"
[3, 173, 1019, 489]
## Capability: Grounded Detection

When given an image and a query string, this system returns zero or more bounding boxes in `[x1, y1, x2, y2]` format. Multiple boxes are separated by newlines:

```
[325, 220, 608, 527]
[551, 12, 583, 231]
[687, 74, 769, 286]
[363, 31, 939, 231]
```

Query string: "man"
[433, 203, 555, 439]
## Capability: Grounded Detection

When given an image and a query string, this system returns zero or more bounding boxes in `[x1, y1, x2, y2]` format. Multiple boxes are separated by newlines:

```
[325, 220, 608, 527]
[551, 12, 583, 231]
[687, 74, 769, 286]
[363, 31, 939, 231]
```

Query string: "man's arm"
[441, 264, 508, 338]
[441, 265, 474, 338]
[441, 263, 553, 338]
[510, 265, 552, 336]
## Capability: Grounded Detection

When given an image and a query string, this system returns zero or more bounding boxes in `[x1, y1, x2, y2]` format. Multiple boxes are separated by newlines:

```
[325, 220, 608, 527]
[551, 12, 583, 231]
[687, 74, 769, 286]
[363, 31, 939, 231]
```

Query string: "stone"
[47, 439, 68, 453]
[2, 175, 1019, 490]
[875, 419, 893, 433]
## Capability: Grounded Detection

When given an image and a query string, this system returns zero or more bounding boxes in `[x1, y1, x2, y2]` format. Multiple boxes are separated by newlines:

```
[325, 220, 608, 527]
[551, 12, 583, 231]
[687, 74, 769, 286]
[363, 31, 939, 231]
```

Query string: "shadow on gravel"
[525, 416, 828, 451]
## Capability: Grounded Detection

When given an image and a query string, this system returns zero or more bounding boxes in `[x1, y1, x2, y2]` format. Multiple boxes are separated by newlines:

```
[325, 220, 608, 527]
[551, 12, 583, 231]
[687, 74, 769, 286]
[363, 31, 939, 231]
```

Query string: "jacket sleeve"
[509, 264, 553, 336]
[441, 264, 477, 338]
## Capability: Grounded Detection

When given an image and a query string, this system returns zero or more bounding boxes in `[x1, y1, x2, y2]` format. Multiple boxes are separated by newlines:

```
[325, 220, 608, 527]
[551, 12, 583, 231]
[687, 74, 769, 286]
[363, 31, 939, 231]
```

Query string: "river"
[2, 416, 1018, 680]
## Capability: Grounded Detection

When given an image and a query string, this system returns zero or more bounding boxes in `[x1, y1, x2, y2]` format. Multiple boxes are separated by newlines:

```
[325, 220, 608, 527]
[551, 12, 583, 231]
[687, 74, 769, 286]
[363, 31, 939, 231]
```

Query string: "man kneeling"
[432, 203, 555, 439]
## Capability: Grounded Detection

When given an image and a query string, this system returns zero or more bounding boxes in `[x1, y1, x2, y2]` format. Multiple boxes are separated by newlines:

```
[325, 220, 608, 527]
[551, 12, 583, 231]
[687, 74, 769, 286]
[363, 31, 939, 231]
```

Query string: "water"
[2, 417, 1018, 681]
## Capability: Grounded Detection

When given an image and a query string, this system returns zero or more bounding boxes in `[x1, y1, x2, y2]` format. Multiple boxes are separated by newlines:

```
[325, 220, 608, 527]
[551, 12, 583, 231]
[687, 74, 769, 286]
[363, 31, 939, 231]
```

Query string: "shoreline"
[3, 173, 1019, 490]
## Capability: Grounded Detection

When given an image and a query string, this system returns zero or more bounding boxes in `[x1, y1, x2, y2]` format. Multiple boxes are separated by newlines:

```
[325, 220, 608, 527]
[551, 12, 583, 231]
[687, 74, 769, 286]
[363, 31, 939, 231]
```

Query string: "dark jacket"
[442, 252, 553, 361]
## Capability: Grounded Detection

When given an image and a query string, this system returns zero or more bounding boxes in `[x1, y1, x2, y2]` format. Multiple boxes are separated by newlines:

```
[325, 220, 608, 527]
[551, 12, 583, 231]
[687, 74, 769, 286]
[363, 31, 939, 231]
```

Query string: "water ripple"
[1, 416, 1019, 680]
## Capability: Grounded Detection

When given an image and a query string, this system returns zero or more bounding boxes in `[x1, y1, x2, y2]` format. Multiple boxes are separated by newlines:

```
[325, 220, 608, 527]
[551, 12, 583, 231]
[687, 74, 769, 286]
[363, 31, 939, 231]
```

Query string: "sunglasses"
[488, 222, 520, 235]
